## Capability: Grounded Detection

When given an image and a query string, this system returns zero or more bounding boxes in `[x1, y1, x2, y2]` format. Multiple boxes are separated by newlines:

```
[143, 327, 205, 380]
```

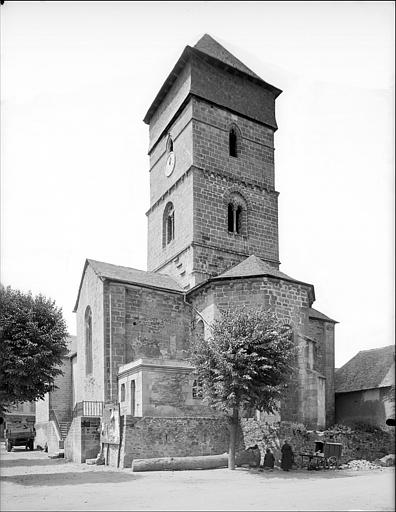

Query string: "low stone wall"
[64, 416, 100, 463]
[64, 417, 82, 462]
[241, 420, 395, 465]
[119, 415, 243, 468]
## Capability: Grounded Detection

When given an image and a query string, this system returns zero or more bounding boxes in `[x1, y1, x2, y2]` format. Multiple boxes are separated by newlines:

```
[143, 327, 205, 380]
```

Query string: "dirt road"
[0, 446, 394, 511]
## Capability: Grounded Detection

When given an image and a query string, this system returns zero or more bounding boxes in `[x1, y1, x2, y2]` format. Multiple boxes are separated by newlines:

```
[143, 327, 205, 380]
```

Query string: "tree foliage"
[0, 285, 69, 413]
[190, 306, 296, 469]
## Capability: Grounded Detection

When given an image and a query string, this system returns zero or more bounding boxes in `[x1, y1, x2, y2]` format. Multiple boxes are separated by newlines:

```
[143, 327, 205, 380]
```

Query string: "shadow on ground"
[0, 458, 67, 468]
[0, 471, 141, 486]
[245, 467, 357, 480]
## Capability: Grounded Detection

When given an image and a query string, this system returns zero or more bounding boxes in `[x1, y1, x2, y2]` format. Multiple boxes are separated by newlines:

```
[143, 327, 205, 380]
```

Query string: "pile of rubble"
[339, 459, 382, 471]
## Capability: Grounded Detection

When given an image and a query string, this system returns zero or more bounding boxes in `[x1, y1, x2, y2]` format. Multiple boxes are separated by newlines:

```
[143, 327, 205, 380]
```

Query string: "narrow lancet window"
[85, 306, 93, 375]
[229, 128, 237, 157]
[228, 203, 234, 232]
[163, 202, 175, 246]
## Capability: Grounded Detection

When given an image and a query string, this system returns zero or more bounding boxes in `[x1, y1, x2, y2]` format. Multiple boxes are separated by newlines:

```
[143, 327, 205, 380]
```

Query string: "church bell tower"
[144, 34, 282, 290]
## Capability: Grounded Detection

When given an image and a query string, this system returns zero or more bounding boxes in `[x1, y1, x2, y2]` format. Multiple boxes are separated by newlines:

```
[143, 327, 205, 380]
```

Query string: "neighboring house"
[36, 34, 337, 465]
[335, 345, 395, 429]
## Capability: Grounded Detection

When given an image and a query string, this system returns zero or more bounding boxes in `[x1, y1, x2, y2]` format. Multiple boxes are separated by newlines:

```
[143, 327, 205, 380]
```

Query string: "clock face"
[165, 152, 175, 177]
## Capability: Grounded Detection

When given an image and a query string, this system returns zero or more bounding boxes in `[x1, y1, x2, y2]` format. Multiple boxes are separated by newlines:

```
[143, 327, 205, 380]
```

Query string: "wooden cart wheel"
[327, 456, 337, 469]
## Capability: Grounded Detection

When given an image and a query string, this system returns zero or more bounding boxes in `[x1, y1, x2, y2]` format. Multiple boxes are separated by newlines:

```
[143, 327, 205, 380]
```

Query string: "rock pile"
[339, 459, 382, 471]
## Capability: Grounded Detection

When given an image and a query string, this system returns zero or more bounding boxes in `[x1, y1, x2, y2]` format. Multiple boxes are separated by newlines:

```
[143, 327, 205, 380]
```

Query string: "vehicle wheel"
[6, 440, 12, 452]
[29, 440, 34, 450]
[327, 456, 337, 469]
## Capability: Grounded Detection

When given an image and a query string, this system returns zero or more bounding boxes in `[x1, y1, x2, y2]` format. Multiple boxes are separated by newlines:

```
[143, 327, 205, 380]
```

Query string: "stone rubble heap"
[339, 459, 382, 471]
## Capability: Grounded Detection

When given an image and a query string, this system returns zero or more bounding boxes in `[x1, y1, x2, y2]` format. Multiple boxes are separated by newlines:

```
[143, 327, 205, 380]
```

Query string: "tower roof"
[143, 34, 281, 126]
[194, 34, 261, 80]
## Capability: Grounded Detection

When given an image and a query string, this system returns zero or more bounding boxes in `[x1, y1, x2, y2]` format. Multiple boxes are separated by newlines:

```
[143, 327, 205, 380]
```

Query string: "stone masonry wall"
[192, 169, 279, 277]
[103, 282, 192, 402]
[149, 101, 193, 205]
[64, 416, 100, 463]
[147, 171, 194, 275]
[188, 276, 331, 428]
[50, 356, 73, 423]
[148, 61, 191, 151]
[336, 388, 393, 428]
[241, 420, 395, 466]
[192, 98, 275, 188]
[190, 54, 278, 129]
[141, 367, 219, 417]
[64, 416, 82, 462]
[75, 265, 105, 403]
[307, 318, 335, 425]
[119, 415, 244, 468]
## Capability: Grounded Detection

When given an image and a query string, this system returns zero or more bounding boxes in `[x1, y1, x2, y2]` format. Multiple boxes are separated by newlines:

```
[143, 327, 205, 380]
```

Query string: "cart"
[299, 440, 342, 470]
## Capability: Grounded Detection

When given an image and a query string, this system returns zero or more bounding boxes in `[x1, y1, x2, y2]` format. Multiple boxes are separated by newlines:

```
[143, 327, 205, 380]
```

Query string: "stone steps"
[58, 421, 72, 440]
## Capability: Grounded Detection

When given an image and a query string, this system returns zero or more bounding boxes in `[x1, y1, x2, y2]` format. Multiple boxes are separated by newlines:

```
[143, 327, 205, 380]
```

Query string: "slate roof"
[143, 34, 281, 125]
[335, 345, 395, 393]
[73, 259, 183, 312]
[89, 259, 183, 292]
[309, 307, 337, 323]
[212, 255, 303, 284]
[194, 34, 261, 80]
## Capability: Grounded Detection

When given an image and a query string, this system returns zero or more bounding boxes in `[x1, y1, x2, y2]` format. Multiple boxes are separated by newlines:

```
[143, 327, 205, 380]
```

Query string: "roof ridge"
[194, 33, 261, 80]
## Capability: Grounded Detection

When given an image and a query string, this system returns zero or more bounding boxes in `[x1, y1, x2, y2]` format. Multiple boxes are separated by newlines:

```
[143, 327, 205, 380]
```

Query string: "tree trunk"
[228, 406, 239, 470]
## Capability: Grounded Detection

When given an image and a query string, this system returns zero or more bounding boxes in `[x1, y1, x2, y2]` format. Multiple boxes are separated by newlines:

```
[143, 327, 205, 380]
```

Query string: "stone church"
[36, 34, 336, 463]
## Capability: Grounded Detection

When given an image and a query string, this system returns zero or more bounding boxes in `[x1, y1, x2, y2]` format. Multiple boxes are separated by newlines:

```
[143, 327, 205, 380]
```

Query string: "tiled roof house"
[335, 345, 395, 428]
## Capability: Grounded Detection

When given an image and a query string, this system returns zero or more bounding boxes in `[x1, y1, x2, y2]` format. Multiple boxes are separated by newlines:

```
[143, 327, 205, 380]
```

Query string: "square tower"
[144, 35, 282, 289]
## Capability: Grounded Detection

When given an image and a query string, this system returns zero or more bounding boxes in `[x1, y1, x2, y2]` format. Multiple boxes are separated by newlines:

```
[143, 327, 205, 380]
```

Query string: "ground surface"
[0, 445, 395, 511]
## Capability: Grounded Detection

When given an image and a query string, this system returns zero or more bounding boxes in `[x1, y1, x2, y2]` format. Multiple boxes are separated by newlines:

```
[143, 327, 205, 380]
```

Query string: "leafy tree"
[190, 306, 295, 470]
[0, 285, 69, 414]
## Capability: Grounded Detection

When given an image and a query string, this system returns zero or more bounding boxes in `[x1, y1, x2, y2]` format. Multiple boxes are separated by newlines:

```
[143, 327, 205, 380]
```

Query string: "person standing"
[263, 448, 275, 470]
[281, 439, 294, 471]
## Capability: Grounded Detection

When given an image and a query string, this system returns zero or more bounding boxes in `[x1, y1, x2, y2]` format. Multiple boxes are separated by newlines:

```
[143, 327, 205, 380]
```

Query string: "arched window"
[229, 125, 241, 157]
[163, 202, 175, 246]
[227, 192, 247, 235]
[85, 306, 93, 375]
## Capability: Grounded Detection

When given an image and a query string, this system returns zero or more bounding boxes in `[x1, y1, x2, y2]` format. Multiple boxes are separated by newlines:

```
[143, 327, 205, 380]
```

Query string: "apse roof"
[212, 255, 300, 283]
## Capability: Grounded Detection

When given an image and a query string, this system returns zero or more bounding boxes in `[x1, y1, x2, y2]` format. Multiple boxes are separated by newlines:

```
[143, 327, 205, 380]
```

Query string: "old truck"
[4, 415, 35, 452]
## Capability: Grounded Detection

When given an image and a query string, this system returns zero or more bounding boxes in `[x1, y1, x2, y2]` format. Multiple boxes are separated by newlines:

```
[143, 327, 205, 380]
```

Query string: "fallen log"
[131, 447, 261, 472]
[132, 453, 229, 472]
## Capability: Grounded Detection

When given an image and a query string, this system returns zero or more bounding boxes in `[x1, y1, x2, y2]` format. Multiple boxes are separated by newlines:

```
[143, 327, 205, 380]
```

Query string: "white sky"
[1, 1, 394, 368]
